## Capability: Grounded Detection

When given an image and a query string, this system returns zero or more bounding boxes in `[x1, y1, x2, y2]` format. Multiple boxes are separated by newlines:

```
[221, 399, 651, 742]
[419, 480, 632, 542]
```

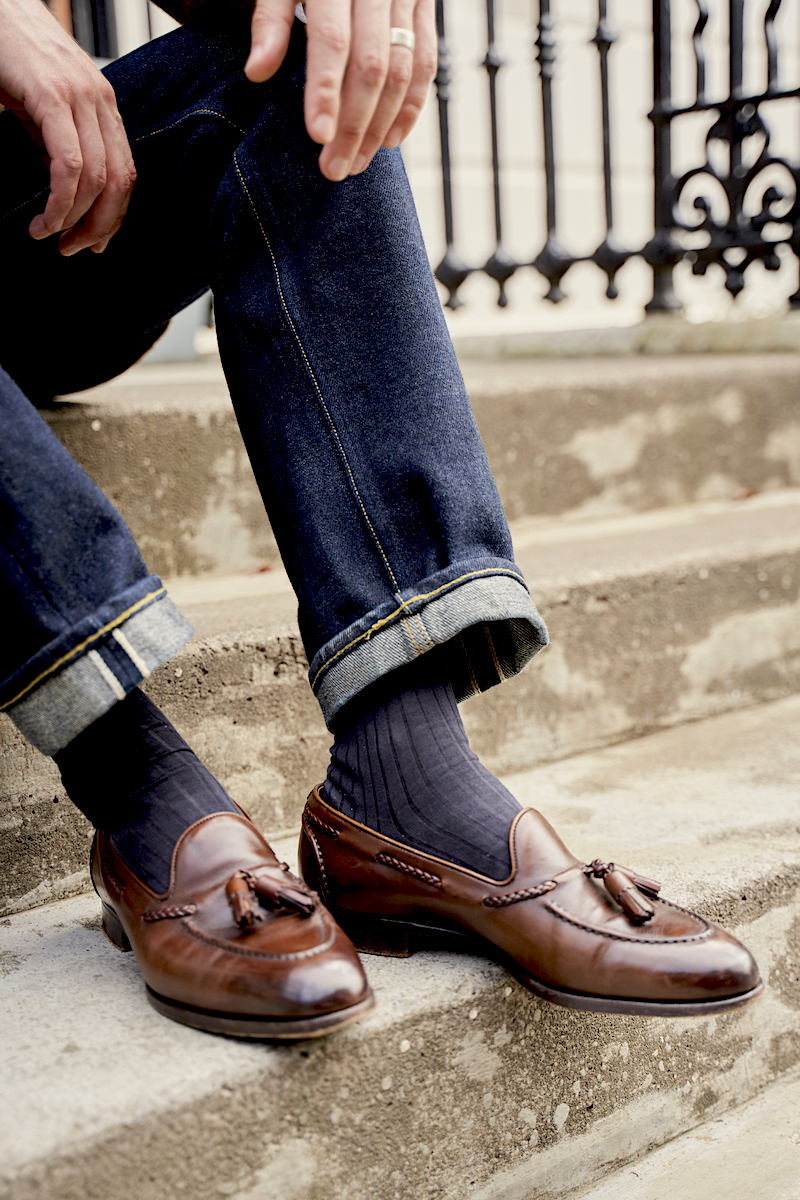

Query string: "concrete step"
[1, 697, 799, 1200]
[45, 353, 800, 579]
[3, 491, 800, 916]
[569, 1068, 800, 1200]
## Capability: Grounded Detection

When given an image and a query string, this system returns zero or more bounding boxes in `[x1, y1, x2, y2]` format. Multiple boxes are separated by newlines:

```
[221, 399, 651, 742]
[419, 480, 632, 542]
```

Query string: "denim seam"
[131, 109, 248, 147]
[0, 112, 246, 225]
[459, 632, 481, 693]
[231, 150, 402, 595]
[310, 566, 527, 692]
[0, 586, 167, 711]
[0, 187, 49, 222]
[413, 611, 434, 649]
[484, 625, 506, 682]
[400, 615, 424, 655]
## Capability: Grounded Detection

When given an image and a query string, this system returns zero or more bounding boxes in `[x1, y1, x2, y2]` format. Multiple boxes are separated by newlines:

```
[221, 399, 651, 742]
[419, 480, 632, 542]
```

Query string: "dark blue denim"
[0, 21, 546, 754]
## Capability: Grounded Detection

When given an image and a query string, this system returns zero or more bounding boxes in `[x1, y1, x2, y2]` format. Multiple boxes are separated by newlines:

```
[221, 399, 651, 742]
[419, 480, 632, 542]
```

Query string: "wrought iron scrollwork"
[431, 0, 800, 314]
[672, 110, 797, 297]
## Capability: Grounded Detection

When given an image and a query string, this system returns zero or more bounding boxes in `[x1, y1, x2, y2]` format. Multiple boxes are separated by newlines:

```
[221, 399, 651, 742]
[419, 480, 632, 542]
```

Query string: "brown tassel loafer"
[299, 787, 763, 1017]
[92, 811, 374, 1038]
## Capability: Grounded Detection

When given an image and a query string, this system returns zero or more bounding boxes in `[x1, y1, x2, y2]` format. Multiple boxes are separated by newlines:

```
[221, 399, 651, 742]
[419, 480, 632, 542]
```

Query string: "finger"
[54, 100, 108, 232]
[303, 0, 351, 148]
[58, 148, 135, 255]
[58, 170, 132, 256]
[28, 103, 85, 238]
[245, 0, 296, 82]
[383, 0, 436, 148]
[349, 0, 415, 173]
[58, 97, 135, 255]
[318, 0, 392, 181]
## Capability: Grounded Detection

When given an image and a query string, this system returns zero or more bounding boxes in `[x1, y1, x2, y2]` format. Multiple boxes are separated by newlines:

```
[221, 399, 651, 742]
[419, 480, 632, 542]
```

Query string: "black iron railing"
[433, 0, 800, 313]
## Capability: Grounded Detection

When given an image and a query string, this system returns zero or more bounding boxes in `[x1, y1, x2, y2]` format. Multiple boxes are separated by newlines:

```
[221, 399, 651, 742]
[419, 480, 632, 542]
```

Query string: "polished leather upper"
[300, 788, 761, 1006]
[92, 811, 370, 1020]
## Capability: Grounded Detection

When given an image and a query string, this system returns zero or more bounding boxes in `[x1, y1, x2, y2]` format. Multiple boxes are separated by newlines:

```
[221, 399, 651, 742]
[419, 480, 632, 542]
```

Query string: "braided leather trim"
[305, 825, 330, 903]
[142, 903, 197, 923]
[304, 807, 340, 839]
[375, 853, 442, 888]
[483, 881, 557, 908]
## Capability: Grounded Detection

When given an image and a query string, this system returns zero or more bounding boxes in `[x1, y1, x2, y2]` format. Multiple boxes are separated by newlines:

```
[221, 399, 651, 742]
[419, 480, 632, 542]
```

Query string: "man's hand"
[0, 0, 135, 254]
[245, 0, 437, 181]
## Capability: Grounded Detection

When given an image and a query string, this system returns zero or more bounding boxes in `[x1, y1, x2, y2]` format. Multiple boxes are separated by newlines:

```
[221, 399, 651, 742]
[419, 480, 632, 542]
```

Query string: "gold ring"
[390, 27, 416, 52]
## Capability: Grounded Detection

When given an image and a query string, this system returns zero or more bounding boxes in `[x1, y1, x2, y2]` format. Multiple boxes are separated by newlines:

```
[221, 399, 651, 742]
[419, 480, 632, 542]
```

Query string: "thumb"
[245, 0, 297, 82]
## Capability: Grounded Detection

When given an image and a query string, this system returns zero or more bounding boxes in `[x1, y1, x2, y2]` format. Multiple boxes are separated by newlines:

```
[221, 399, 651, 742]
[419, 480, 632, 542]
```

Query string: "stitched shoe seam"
[184, 912, 336, 960]
[546, 900, 712, 944]
[303, 821, 331, 902]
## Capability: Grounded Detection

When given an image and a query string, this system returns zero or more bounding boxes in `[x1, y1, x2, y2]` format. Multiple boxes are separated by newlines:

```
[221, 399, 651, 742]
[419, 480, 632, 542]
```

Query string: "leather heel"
[333, 911, 417, 958]
[101, 901, 132, 952]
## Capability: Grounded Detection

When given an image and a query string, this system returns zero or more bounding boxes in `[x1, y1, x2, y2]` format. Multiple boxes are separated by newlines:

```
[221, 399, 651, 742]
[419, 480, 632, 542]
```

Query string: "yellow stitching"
[484, 624, 506, 682]
[1, 588, 167, 711]
[232, 151, 401, 592]
[0, 187, 48, 221]
[413, 611, 434, 649]
[460, 632, 481, 693]
[401, 616, 423, 655]
[311, 567, 528, 690]
[132, 109, 247, 146]
[2, 110, 245, 224]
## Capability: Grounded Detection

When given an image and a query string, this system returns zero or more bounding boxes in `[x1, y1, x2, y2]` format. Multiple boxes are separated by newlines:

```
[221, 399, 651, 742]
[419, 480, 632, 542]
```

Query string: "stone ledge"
[44, 354, 800, 578]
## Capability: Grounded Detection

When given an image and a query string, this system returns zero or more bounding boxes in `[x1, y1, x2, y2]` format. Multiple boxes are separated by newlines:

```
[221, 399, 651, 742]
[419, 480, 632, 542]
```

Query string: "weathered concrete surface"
[569, 1068, 800, 1200]
[465, 354, 800, 525]
[46, 355, 800, 578]
[47, 364, 277, 579]
[1, 696, 799, 1200]
[3, 494, 800, 915]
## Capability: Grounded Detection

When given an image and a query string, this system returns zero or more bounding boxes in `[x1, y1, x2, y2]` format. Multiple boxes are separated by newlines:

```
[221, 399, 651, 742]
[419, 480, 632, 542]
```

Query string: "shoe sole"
[100, 900, 376, 1040]
[146, 986, 376, 1040]
[332, 908, 765, 1017]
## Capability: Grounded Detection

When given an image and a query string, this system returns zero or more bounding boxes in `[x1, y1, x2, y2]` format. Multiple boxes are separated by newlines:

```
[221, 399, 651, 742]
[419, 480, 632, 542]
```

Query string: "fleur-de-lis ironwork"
[429, 0, 800, 314]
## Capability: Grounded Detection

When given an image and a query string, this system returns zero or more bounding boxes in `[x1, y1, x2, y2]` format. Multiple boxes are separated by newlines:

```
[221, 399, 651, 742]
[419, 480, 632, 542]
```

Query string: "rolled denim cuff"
[3, 590, 193, 755]
[309, 562, 548, 728]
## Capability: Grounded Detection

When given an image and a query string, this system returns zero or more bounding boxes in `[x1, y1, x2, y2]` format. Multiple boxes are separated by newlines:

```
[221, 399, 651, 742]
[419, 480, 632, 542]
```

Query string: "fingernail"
[311, 114, 335, 143]
[60, 244, 81, 257]
[327, 156, 350, 182]
[384, 126, 403, 149]
[350, 154, 369, 175]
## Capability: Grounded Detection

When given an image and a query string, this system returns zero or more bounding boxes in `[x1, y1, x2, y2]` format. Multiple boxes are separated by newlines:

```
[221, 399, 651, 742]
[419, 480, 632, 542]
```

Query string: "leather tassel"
[226, 871, 262, 930]
[252, 873, 317, 917]
[629, 871, 661, 900]
[602, 868, 656, 923]
[586, 859, 656, 924]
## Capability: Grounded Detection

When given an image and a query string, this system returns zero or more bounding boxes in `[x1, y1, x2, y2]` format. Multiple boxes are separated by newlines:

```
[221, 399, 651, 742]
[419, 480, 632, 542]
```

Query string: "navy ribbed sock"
[54, 689, 238, 893]
[322, 661, 521, 879]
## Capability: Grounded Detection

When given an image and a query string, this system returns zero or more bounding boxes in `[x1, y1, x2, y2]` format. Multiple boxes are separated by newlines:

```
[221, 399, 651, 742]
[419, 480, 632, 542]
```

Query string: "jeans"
[0, 20, 547, 757]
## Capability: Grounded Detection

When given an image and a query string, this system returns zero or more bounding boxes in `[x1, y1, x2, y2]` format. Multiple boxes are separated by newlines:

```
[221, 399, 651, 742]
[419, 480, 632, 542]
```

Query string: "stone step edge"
[2, 828, 798, 1200]
[567, 1068, 800, 1200]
